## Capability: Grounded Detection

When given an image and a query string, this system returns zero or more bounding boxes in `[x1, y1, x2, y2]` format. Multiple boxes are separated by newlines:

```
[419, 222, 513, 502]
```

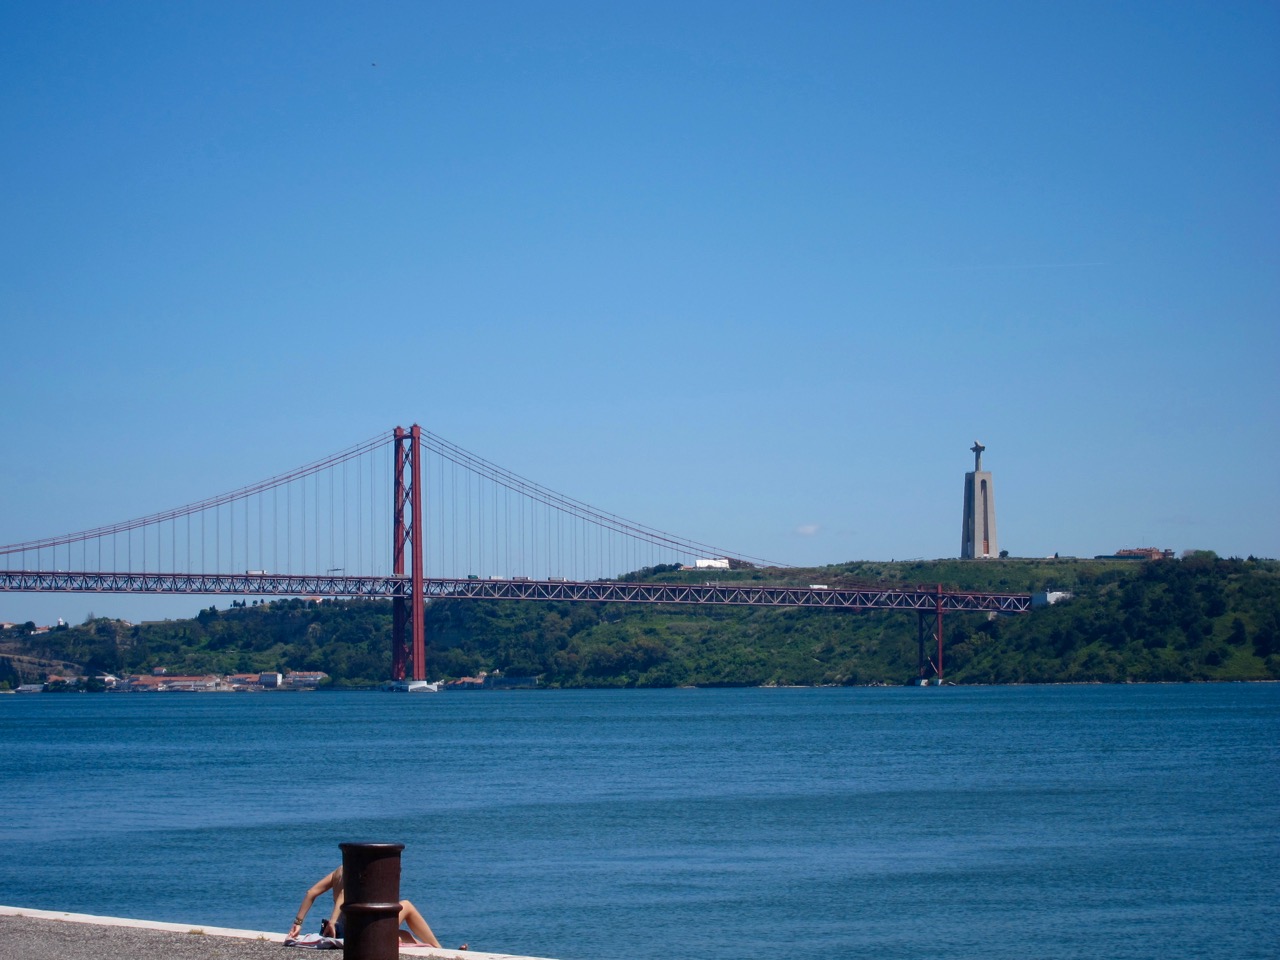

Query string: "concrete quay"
[0, 907, 557, 960]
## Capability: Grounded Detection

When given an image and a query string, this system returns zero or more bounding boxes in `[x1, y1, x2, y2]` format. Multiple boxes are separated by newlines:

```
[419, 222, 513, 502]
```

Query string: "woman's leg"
[399, 899, 441, 948]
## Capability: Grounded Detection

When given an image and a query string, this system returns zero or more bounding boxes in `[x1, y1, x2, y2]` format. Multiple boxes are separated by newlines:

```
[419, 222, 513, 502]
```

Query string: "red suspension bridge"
[0, 424, 1031, 682]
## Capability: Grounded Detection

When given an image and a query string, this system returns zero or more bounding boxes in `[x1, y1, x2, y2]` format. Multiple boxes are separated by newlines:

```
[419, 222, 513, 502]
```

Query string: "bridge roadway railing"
[0, 571, 1032, 613]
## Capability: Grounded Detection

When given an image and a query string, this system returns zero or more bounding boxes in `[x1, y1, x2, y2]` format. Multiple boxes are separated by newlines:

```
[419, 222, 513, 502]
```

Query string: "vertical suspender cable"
[438, 451, 445, 578]
[418, 452, 425, 578]
[356, 451, 362, 577]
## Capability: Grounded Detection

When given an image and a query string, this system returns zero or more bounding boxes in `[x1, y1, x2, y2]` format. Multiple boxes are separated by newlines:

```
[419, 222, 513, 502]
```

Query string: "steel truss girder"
[0, 571, 1031, 613]
[0, 571, 413, 598]
[422, 579, 1032, 612]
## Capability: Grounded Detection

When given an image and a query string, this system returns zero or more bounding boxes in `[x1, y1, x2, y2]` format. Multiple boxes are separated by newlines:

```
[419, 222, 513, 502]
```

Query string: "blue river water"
[1, 685, 1277, 960]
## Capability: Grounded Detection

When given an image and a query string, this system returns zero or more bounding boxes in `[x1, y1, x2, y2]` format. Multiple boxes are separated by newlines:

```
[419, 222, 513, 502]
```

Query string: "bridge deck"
[0, 571, 1032, 613]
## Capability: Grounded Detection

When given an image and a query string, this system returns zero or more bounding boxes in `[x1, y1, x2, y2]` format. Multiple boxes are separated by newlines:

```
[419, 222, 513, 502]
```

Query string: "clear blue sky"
[2, 1, 1277, 626]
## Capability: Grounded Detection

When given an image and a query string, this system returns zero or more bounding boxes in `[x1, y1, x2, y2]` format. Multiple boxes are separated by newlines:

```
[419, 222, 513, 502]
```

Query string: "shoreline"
[5, 677, 1277, 695]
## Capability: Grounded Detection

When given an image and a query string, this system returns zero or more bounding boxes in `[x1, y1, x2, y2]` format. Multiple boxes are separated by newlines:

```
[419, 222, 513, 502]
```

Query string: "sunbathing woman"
[288, 864, 442, 947]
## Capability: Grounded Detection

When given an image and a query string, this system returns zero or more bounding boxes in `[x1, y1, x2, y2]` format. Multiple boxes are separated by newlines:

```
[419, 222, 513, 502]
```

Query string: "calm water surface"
[2, 685, 1276, 960]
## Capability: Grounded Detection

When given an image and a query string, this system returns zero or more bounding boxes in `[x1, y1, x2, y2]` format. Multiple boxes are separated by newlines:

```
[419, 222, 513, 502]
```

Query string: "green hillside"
[3, 554, 1278, 688]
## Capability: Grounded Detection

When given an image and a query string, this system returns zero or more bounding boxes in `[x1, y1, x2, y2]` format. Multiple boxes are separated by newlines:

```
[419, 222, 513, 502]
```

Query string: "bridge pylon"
[391, 425, 426, 681]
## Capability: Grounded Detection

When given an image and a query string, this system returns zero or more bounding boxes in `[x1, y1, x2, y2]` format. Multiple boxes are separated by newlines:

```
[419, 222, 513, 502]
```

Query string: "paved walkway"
[0, 908, 556, 960]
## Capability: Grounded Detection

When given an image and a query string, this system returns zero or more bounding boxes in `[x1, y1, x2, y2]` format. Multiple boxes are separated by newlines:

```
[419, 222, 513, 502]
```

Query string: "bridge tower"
[960, 441, 998, 559]
[391, 425, 426, 681]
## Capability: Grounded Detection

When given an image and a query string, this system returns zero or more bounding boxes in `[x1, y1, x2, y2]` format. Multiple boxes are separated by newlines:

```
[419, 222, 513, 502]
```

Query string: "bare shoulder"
[307, 866, 342, 897]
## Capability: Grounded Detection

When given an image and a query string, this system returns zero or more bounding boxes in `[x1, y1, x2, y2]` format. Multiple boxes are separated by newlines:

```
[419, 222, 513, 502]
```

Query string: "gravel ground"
[0, 915, 284, 960]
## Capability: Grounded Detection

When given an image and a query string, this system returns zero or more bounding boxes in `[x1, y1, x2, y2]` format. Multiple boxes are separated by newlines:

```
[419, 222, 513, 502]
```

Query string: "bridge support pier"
[915, 587, 946, 683]
[936, 584, 945, 683]
[917, 612, 928, 680]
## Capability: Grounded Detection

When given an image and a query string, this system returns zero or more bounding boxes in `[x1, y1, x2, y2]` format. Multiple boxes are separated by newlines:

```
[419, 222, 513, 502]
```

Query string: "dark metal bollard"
[340, 842, 404, 960]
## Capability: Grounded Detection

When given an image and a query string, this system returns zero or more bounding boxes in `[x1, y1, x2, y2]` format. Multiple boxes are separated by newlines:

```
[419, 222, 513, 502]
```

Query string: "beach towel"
[283, 932, 343, 949]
